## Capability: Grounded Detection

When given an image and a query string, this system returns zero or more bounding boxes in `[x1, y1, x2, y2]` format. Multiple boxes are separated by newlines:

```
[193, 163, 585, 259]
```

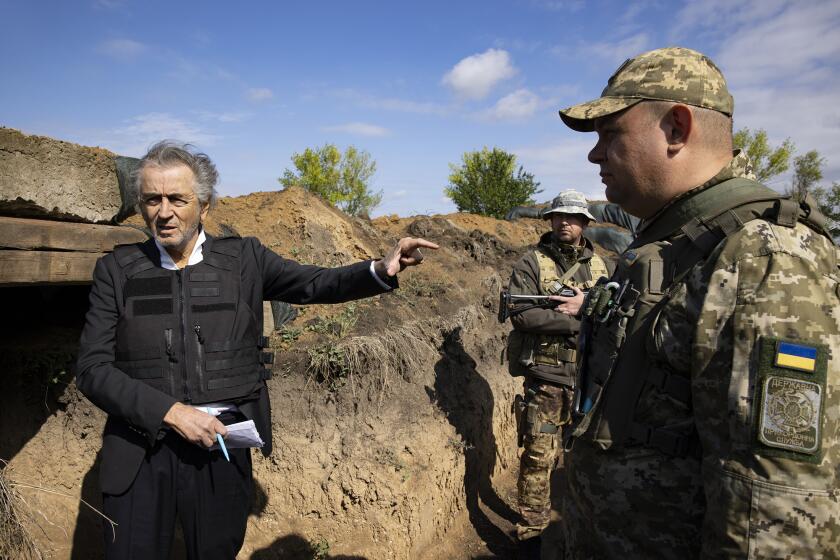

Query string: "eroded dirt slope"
[2, 187, 614, 559]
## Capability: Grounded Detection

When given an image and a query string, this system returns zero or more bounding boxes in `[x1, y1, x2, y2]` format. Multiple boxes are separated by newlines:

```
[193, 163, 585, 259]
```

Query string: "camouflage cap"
[559, 46, 734, 132]
[542, 190, 595, 221]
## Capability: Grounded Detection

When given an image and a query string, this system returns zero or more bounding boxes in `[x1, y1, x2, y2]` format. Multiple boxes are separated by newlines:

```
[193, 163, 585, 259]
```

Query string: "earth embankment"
[1, 186, 606, 558]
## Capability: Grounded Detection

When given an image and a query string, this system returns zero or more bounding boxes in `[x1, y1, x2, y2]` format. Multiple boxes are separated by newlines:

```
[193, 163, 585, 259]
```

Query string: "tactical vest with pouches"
[112, 237, 273, 405]
[511, 247, 608, 384]
[568, 178, 834, 456]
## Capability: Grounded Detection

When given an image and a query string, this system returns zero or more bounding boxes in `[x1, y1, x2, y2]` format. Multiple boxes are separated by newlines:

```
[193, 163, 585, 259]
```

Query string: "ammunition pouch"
[505, 330, 534, 378]
[506, 330, 577, 379]
[533, 338, 577, 366]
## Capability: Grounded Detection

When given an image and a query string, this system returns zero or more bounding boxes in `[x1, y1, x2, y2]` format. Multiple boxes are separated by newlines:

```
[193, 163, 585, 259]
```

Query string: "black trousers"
[102, 431, 252, 560]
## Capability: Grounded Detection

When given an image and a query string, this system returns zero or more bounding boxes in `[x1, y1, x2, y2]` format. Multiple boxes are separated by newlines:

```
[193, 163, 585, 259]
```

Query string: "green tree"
[444, 147, 541, 219]
[790, 149, 838, 239]
[811, 182, 840, 240]
[731, 129, 838, 239]
[789, 150, 826, 201]
[733, 128, 795, 183]
[279, 143, 382, 217]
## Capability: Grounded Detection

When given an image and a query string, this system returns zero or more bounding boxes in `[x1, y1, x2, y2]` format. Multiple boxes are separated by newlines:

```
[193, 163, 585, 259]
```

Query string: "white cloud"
[191, 30, 212, 47]
[710, 2, 840, 88]
[514, 137, 603, 201]
[166, 57, 240, 85]
[98, 112, 218, 156]
[612, 1, 657, 36]
[550, 33, 650, 68]
[672, 0, 840, 185]
[194, 110, 252, 123]
[94, 0, 128, 9]
[671, 0, 791, 41]
[377, 97, 449, 115]
[322, 122, 390, 137]
[492, 37, 544, 53]
[331, 89, 450, 116]
[216, 68, 238, 81]
[247, 88, 274, 102]
[442, 49, 518, 100]
[480, 89, 543, 121]
[529, 0, 584, 12]
[97, 38, 146, 59]
[579, 33, 650, 66]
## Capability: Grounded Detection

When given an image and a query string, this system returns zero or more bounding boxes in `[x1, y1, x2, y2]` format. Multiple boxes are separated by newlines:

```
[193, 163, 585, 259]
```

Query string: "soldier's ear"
[665, 104, 693, 154]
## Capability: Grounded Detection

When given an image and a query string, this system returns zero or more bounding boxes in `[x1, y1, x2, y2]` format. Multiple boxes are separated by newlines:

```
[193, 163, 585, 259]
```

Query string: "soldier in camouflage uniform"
[506, 190, 612, 555]
[557, 47, 840, 558]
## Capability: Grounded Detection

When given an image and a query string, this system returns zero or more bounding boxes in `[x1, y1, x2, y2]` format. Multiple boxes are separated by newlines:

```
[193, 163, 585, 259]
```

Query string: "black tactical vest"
[111, 237, 273, 405]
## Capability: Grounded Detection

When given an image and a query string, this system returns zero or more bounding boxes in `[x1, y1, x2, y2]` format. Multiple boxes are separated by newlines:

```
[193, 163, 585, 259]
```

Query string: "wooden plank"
[0, 250, 105, 285]
[0, 216, 147, 252]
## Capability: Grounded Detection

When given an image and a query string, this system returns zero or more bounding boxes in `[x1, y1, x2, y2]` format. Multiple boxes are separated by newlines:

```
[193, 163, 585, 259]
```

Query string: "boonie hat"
[559, 46, 733, 132]
[542, 190, 595, 221]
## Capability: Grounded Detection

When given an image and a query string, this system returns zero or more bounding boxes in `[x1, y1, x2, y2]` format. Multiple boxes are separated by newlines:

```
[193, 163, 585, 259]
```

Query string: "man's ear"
[666, 104, 693, 154]
[200, 202, 210, 222]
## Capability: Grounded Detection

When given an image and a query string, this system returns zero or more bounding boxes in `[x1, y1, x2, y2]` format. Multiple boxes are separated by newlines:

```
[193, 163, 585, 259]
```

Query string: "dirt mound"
[207, 187, 385, 266]
[2, 187, 619, 559]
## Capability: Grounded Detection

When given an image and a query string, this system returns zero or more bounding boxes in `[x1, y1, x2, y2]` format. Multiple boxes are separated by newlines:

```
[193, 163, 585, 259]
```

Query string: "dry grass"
[1, 460, 119, 559]
[306, 305, 486, 402]
[1, 461, 44, 560]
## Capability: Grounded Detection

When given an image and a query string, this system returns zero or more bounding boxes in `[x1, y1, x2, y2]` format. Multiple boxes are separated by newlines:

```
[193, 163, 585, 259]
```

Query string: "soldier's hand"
[163, 402, 228, 448]
[550, 287, 585, 317]
[375, 237, 439, 278]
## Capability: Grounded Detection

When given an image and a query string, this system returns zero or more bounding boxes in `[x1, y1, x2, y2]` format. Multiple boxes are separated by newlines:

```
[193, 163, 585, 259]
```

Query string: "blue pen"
[197, 406, 230, 462]
[216, 433, 230, 462]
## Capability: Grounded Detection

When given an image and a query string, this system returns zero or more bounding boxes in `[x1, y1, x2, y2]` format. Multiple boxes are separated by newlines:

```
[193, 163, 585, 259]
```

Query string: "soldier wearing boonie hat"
[541, 189, 596, 221]
[505, 188, 611, 555]
[558, 47, 840, 559]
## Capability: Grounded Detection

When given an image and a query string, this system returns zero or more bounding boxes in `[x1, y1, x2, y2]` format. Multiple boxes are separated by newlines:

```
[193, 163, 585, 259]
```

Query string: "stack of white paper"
[210, 420, 264, 449]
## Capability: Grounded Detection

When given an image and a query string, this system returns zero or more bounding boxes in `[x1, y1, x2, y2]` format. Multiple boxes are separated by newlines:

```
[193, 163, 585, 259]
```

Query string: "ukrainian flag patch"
[774, 341, 818, 373]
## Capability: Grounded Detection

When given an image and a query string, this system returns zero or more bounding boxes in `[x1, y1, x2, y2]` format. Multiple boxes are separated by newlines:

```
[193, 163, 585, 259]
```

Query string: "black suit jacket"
[77, 235, 394, 495]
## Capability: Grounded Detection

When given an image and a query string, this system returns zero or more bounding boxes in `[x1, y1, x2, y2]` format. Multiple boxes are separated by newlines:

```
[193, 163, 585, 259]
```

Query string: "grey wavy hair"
[133, 140, 219, 209]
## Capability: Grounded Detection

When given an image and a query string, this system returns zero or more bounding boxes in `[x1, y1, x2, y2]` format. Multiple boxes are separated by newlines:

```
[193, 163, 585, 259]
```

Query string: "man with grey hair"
[558, 47, 839, 557]
[76, 141, 437, 559]
[505, 189, 611, 556]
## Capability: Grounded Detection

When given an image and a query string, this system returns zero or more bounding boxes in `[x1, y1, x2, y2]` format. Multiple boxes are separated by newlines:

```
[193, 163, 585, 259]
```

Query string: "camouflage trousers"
[516, 379, 573, 541]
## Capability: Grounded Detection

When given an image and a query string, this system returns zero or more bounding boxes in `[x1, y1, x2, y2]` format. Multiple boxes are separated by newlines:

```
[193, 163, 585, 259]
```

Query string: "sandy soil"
[1, 187, 623, 559]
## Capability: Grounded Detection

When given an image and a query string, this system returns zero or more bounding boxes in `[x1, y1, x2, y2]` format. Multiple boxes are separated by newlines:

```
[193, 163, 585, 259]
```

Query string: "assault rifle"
[498, 288, 578, 323]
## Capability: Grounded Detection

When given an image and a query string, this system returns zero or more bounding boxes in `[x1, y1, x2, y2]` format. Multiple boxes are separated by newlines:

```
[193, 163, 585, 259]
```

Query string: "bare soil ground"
[1, 187, 618, 559]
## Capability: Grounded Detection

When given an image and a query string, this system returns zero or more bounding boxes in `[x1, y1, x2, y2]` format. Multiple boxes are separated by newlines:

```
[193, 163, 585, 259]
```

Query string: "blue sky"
[2, 0, 838, 216]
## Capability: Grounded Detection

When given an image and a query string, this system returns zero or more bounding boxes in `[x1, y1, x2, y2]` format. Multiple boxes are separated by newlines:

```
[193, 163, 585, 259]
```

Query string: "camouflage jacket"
[563, 155, 840, 558]
[509, 232, 612, 383]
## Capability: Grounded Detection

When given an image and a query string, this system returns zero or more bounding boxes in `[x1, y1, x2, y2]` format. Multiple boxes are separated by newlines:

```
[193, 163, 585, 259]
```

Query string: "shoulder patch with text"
[754, 337, 828, 463]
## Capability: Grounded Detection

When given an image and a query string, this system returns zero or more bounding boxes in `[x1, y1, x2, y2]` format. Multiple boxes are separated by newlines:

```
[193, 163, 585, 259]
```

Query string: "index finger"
[213, 419, 228, 438]
[406, 237, 439, 250]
